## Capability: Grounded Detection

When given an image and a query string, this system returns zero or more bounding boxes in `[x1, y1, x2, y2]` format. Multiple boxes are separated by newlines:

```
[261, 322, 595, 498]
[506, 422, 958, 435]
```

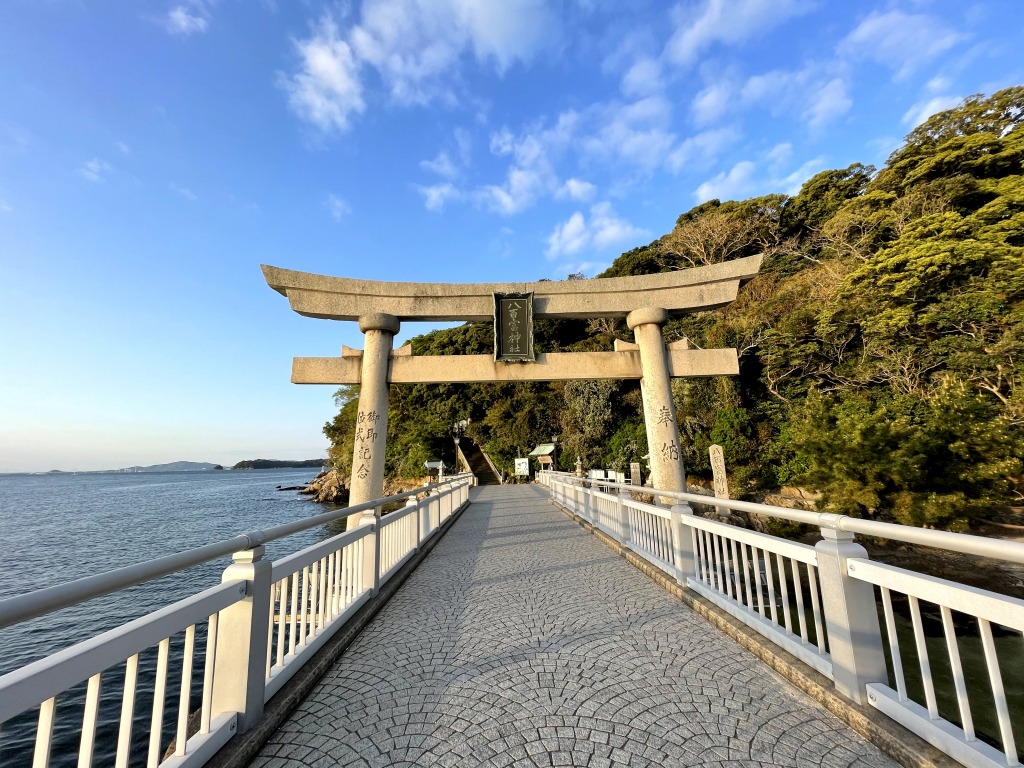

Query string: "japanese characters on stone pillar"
[349, 313, 399, 521]
[627, 307, 686, 497]
[710, 444, 729, 499]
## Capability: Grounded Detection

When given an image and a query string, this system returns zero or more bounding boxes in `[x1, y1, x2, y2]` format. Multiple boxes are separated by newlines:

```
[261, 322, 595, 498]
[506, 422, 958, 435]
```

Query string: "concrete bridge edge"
[547, 494, 960, 768]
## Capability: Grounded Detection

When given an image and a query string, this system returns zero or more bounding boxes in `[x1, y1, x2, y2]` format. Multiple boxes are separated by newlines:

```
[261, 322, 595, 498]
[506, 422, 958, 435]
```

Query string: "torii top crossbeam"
[263, 255, 763, 513]
[260, 255, 762, 322]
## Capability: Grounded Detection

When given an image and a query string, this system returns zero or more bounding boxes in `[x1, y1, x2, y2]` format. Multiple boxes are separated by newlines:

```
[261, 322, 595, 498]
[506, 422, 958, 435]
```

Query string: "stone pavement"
[252, 485, 897, 768]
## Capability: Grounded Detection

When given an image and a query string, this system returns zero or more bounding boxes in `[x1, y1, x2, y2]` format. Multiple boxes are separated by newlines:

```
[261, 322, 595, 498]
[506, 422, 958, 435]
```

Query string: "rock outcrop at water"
[301, 469, 349, 504]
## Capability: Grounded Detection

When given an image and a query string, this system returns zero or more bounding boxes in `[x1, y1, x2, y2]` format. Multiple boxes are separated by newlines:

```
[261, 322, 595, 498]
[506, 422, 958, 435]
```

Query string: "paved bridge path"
[253, 485, 896, 768]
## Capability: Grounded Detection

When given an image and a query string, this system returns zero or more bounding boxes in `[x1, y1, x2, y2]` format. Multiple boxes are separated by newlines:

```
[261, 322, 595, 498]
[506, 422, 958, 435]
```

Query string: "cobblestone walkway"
[253, 485, 897, 768]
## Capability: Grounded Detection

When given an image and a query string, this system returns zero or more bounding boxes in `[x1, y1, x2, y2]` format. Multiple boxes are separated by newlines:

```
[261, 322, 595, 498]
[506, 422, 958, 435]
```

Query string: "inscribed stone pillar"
[627, 307, 686, 497]
[349, 313, 399, 521]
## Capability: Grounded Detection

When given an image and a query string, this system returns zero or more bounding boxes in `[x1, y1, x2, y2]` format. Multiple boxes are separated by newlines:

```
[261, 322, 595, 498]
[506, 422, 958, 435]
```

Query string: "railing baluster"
[265, 587, 276, 679]
[176, 624, 196, 756]
[939, 605, 974, 741]
[791, 560, 809, 644]
[77, 672, 102, 768]
[908, 596, 938, 718]
[32, 697, 56, 768]
[729, 539, 742, 601]
[763, 550, 779, 625]
[148, 636, 171, 768]
[299, 566, 310, 644]
[200, 613, 218, 735]
[880, 587, 906, 700]
[115, 655, 139, 768]
[807, 565, 825, 652]
[776, 554, 792, 633]
[979, 618, 1017, 763]
[317, 556, 328, 629]
[751, 547, 765, 616]
[276, 578, 288, 668]
[288, 572, 299, 655]
[740, 543, 753, 610]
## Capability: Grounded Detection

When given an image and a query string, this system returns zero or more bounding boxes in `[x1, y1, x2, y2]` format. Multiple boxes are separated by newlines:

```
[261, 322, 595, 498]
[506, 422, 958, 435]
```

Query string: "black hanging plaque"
[493, 292, 535, 362]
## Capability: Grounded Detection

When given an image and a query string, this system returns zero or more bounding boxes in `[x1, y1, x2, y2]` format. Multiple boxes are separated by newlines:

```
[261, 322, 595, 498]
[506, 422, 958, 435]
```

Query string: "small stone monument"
[575, 456, 584, 477]
[709, 444, 729, 499]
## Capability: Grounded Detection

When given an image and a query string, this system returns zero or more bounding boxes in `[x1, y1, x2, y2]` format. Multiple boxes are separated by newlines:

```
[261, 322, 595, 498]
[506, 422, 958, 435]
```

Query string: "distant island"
[231, 459, 325, 470]
[26, 459, 326, 475]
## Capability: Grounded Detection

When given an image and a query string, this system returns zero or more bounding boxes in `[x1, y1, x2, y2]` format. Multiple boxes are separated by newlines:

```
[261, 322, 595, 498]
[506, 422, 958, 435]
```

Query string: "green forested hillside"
[324, 88, 1024, 531]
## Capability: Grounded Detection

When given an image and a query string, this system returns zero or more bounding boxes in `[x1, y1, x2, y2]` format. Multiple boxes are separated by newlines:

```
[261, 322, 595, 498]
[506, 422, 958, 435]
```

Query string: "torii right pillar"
[627, 307, 686, 496]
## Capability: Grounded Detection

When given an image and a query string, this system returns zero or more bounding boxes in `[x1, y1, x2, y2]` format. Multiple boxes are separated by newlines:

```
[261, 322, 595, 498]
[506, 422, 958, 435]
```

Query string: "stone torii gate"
[262, 255, 762, 510]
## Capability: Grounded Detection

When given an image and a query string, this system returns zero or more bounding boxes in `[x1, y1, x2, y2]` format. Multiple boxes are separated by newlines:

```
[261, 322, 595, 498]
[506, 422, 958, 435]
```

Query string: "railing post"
[815, 525, 887, 704]
[211, 546, 272, 733]
[420, 489, 431, 541]
[583, 482, 592, 522]
[615, 486, 629, 546]
[362, 511, 380, 598]
[670, 503, 696, 585]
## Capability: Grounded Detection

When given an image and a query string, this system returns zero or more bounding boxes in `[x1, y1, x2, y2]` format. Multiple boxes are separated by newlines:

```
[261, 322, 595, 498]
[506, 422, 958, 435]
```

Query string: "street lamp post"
[452, 418, 470, 473]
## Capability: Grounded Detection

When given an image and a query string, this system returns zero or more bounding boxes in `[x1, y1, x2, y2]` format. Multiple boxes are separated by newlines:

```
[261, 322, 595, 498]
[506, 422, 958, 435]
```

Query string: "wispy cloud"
[79, 158, 112, 183]
[164, 2, 211, 36]
[115, 141, 131, 155]
[903, 95, 961, 128]
[326, 193, 352, 220]
[420, 150, 459, 179]
[665, 0, 813, 67]
[170, 183, 198, 201]
[693, 152, 826, 203]
[545, 202, 649, 258]
[555, 178, 597, 202]
[838, 10, 963, 81]
[0, 200, 12, 214]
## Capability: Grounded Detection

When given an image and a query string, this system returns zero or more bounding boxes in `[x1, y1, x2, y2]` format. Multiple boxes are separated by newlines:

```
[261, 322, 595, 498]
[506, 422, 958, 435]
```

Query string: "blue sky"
[1, 0, 1021, 472]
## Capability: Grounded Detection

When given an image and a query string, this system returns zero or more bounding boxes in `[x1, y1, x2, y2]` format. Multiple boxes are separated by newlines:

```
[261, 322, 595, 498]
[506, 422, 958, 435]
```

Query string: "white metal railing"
[0, 474, 473, 768]
[540, 470, 1024, 768]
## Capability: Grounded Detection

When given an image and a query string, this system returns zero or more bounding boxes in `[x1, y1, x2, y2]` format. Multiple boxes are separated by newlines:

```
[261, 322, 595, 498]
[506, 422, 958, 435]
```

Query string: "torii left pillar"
[349, 313, 399, 524]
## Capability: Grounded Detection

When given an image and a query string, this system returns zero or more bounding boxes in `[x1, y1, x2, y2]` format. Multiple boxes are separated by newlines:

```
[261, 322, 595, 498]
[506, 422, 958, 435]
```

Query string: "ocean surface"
[0, 468, 342, 767]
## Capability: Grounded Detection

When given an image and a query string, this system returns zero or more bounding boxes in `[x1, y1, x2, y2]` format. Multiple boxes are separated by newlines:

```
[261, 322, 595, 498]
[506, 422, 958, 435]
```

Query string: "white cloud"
[79, 158, 112, 183]
[280, 16, 365, 133]
[479, 112, 578, 214]
[666, 0, 813, 67]
[620, 56, 664, 98]
[691, 82, 732, 126]
[170, 183, 198, 201]
[694, 160, 757, 203]
[0, 200, 11, 214]
[740, 66, 851, 130]
[116, 141, 131, 155]
[349, 0, 554, 105]
[164, 3, 210, 36]
[555, 178, 597, 202]
[766, 142, 792, 169]
[420, 151, 458, 179]
[804, 77, 852, 129]
[580, 96, 677, 171]
[903, 95, 961, 128]
[779, 156, 825, 195]
[839, 10, 962, 81]
[546, 211, 589, 256]
[694, 152, 827, 203]
[545, 202, 649, 258]
[326, 193, 352, 220]
[418, 182, 461, 212]
[667, 127, 740, 173]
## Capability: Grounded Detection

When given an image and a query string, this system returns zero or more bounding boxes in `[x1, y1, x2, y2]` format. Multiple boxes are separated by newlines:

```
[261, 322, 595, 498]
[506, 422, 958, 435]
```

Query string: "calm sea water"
[0, 468, 341, 766]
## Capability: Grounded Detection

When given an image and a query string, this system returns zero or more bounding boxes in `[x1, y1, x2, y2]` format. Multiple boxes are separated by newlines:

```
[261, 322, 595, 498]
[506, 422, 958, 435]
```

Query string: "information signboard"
[514, 457, 530, 477]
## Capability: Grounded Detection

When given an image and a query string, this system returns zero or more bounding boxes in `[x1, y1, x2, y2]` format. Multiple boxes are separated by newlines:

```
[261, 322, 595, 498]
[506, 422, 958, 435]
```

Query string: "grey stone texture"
[252, 485, 896, 768]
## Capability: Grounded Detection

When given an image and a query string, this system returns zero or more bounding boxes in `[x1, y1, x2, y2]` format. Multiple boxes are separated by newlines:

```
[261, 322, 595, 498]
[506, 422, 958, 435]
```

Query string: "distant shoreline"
[1, 459, 325, 476]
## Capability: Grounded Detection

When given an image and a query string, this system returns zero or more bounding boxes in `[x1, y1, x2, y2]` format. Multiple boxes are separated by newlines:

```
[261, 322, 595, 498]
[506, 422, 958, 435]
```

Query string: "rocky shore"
[296, 469, 434, 505]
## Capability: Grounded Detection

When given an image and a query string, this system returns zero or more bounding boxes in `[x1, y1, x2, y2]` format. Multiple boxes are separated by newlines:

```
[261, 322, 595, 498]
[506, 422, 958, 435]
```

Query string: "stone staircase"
[460, 438, 501, 485]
